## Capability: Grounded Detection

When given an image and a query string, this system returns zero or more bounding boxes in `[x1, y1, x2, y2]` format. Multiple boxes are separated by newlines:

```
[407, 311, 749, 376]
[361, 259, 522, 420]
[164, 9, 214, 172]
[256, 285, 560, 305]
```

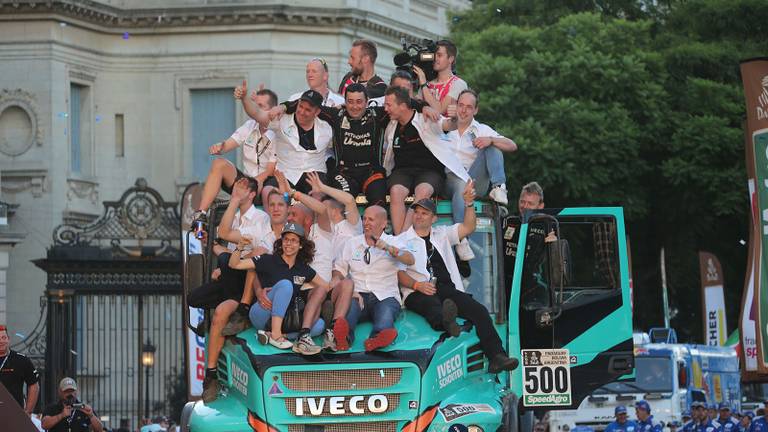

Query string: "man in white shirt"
[192, 88, 278, 234]
[397, 189, 520, 374]
[334, 206, 415, 352]
[238, 83, 333, 198]
[289, 57, 345, 107]
[382, 86, 468, 235]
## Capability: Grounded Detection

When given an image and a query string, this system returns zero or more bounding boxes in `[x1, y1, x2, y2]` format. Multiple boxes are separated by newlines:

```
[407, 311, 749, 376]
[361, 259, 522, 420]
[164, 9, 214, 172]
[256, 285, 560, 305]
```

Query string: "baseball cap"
[682, 410, 691, 418]
[411, 198, 436, 214]
[282, 222, 306, 238]
[299, 90, 323, 108]
[691, 401, 706, 409]
[719, 402, 731, 411]
[635, 400, 651, 413]
[745, 411, 755, 419]
[615, 406, 627, 415]
[59, 377, 78, 392]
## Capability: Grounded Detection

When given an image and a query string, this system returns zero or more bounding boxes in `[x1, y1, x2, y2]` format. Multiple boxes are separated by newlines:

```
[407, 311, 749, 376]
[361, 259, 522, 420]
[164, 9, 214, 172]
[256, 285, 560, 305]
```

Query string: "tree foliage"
[450, 0, 768, 341]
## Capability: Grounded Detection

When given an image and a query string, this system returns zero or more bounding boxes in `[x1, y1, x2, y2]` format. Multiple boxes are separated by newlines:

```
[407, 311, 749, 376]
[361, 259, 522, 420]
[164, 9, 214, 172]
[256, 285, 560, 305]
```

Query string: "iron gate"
[34, 178, 185, 430]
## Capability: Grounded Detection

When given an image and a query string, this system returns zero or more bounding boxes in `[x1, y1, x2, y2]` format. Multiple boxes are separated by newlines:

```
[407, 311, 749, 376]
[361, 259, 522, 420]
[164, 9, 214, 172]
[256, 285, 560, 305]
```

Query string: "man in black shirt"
[339, 39, 387, 100]
[0, 325, 39, 415]
[398, 193, 519, 374]
[383, 86, 468, 234]
[42, 377, 103, 432]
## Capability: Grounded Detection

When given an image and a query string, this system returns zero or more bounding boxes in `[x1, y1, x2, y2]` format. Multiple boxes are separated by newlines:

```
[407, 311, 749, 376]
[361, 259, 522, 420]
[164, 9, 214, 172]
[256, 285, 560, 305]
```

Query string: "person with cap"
[237, 81, 333, 197]
[41, 377, 103, 432]
[709, 404, 720, 421]
[697, 403, 721, 432]
[740, 411, 754, 432]
[683, 402, 711, 432]
[605, 406, 638, 432]
[635, 400, 663, 432]
[334, 205, 415, 351]
[0, 325, 39, 416]
[748, 405, 768, 432]
[683, 411, 693, 424]
[396, 186, 520, 373]
[718, 403, 741, 432]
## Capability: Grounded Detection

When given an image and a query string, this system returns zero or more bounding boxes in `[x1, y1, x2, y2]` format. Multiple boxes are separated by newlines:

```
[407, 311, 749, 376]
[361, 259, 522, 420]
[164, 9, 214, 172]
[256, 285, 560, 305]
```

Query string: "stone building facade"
[0, 0, 467, 343]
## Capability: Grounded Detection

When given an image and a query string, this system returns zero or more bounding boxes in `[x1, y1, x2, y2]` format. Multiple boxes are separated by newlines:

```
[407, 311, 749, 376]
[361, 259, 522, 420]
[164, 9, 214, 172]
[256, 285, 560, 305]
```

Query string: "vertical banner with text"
[699, 252, 727, 346]
[740, 58, 768, 375]
[180, 183, 205, 398]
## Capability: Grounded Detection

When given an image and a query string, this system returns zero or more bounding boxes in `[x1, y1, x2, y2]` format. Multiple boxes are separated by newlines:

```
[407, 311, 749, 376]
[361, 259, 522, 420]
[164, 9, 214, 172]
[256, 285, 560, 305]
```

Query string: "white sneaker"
[293, 333, 322, 355]
[456, 238, 475, 261]
[489, 184, 509, 205]
[322, 329, 337, 351]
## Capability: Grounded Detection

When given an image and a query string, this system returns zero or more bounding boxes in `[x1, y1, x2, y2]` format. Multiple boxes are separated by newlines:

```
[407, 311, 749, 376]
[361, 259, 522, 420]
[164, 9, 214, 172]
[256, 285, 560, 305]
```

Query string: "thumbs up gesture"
[234, 79, 247, 100]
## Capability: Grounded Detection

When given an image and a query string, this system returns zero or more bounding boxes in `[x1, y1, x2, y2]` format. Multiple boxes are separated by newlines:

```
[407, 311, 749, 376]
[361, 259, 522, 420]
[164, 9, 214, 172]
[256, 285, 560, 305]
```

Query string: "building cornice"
[0, 1, 440, 41]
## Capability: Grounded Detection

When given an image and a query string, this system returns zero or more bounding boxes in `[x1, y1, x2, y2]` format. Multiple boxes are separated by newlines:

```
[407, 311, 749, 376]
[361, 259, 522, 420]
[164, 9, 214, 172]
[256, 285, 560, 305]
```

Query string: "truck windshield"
[595, 356, 673, 394]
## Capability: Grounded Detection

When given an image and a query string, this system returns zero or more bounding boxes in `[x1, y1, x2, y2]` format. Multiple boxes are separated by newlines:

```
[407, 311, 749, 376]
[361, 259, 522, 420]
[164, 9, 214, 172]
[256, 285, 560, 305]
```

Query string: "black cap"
[411, 198, 436, 214]
[299, 90, 323, 108]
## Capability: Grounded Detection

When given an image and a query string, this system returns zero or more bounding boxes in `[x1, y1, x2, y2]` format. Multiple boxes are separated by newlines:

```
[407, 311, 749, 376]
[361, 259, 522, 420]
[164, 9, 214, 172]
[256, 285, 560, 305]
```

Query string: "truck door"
[508, 208, 634, 409]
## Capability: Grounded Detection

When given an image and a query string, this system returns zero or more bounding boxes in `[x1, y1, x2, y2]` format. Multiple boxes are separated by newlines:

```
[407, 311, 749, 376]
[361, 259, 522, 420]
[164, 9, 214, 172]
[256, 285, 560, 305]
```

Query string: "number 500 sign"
[521, 349, 572, 407]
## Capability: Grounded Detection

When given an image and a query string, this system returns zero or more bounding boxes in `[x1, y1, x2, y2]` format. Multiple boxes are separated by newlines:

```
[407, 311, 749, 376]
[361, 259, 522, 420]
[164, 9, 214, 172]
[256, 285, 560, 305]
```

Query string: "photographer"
[414, 40, 468, 115]
[41, 377, 103, 432]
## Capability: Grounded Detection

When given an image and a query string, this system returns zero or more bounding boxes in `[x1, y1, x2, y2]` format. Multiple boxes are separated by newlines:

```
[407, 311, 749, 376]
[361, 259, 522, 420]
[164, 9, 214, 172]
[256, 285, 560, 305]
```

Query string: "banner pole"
[661, 247, 670, 328]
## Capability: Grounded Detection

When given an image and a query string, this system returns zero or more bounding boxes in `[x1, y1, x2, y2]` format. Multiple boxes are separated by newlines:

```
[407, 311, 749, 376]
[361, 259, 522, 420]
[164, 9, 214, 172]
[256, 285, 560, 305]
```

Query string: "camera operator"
[414, 40, 468, 115]
[41, 377, 103, 432]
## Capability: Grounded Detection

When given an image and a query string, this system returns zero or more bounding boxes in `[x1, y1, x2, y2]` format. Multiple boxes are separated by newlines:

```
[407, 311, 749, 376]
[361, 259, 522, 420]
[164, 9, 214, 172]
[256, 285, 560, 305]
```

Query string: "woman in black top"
[229, 223, 329, 348]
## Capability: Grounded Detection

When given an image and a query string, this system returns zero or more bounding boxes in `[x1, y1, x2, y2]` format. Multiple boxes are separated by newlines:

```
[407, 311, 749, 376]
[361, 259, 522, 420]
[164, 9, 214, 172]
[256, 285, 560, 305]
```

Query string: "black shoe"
[441, 299, 461, 338]
[221, 309, 250, 336]
[201, 374, 220, 403]
[489, 354, 520, 374]
[457, 258, 471, 278]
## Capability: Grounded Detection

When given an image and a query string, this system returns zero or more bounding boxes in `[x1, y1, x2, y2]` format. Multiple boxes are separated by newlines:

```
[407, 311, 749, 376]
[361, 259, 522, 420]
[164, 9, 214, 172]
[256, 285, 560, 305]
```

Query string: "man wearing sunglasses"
[333, 205, 414, 351]
[397, 183, 520, 374]
[289, 58, 345, 108]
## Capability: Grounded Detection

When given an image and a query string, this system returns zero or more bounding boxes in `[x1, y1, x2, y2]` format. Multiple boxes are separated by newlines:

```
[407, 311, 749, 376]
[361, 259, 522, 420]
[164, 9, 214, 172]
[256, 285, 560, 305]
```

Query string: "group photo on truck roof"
[1, 1, 768, 432]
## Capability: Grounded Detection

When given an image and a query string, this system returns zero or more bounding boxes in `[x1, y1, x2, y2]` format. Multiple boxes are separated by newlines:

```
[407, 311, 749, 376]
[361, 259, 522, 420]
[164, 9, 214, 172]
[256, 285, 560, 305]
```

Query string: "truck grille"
[284, 394, 400, 417]
[287, 421, 397, 432]
[282, 368, 402, 391]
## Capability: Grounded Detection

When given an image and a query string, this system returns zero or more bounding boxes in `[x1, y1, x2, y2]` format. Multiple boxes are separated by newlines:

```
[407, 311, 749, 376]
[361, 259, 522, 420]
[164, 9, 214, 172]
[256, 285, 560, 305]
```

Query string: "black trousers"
[405, 287, 504, 359]
[188, 253, 246, 309]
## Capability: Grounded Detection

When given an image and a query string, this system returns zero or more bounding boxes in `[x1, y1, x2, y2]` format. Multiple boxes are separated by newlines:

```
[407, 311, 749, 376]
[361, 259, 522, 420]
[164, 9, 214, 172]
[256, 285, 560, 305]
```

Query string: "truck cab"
[179, 190, 635, 432]
[548, 331, 741, 432]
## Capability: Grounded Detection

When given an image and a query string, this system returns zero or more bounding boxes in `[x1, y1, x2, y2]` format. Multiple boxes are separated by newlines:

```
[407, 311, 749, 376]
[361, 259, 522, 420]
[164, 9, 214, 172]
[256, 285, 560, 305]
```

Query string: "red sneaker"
[364, 328, 398, 352]
[334, 318, 350, 351]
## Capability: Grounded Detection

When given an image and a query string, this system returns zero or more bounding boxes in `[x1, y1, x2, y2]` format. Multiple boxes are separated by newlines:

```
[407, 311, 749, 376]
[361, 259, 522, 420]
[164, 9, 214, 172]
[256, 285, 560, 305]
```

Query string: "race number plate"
[521, 349, 572, 407]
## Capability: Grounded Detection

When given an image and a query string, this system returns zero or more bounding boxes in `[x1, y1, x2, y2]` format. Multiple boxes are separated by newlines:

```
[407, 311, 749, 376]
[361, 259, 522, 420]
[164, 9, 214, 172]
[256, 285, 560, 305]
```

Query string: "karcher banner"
[699, 252, 727, 346]
[740, 58, 768, 376]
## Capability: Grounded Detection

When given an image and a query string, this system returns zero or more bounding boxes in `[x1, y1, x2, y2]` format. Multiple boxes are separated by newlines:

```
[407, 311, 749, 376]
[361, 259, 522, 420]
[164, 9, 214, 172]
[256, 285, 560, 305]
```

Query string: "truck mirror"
[547, 238, 571, 304]
[535, 307, 561, 328]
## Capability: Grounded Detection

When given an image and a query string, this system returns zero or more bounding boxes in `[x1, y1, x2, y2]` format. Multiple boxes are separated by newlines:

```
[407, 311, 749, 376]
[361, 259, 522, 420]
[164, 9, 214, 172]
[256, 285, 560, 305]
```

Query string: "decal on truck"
[523, 349, 573, 407]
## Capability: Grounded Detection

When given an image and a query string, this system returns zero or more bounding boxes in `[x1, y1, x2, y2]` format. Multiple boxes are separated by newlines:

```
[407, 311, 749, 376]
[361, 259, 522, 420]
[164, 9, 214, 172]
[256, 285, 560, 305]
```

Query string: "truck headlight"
[468, 426, 484, 432]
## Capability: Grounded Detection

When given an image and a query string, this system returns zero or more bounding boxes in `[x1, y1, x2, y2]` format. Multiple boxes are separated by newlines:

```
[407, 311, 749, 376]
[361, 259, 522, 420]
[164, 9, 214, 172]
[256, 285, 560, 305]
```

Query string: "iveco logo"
[295, 395, 388, 416]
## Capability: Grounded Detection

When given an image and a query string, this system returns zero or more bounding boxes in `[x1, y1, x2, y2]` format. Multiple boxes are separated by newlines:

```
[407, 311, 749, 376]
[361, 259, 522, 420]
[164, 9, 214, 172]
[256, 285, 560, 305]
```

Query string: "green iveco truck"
[179, 190, 634, 432]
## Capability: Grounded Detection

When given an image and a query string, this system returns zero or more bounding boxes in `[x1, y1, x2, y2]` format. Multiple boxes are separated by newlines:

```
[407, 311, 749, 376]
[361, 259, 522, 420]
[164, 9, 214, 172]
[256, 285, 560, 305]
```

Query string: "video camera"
[393, 38, 438, 83]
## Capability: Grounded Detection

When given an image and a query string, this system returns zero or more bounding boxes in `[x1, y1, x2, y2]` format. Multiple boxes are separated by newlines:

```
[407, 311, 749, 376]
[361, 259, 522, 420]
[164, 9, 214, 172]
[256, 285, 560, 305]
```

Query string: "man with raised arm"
[236, 81, 333, 197]
[339, 39, 387, 100]
[382, 86, 468, 234]
[397, 182, 520, 374]
[190, 87, 278, 234]
[289, 58, 345, 107]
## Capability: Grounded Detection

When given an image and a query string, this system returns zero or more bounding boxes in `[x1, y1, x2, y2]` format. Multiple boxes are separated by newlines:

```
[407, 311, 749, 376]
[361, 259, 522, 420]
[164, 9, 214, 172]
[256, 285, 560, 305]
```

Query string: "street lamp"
[141, 341, 156, 420]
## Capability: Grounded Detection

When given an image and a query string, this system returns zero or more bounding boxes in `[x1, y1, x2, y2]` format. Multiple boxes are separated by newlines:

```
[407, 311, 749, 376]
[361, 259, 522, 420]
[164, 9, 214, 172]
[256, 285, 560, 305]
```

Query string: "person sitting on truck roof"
[382, 85, 467, 235]
[238, 82, 333, 198]
[284, 173, 363, 352]
[396, 191, 521, 374]
[747, 405, 768, 432]
[230, 223, 330, 349]
[741, 411, 754, 432]
[333, 205, 415, 351]
[190, 88, 279, 236]
[187, 178, 268, 403]
[605, 406, 638, 432]
[719, 403, 741, 432]
[635, 400, 664, 432]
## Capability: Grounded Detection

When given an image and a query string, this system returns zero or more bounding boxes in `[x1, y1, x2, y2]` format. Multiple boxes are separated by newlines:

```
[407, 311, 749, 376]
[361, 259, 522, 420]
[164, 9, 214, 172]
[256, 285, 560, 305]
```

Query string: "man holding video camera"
[413, 40, 468, 115]
[41, 377, 103, 432]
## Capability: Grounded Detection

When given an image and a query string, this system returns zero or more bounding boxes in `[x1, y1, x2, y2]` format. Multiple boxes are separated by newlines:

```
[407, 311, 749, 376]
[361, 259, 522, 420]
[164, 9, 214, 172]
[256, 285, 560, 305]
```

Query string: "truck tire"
[180, 401, 196, 432]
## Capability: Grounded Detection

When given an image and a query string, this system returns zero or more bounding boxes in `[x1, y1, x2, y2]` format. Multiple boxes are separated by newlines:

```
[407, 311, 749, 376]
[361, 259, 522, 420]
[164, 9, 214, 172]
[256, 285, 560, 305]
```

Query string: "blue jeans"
[446, 146, 506, 222]
[249, 279, 324, 337]
[345, 292, 401, 340]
